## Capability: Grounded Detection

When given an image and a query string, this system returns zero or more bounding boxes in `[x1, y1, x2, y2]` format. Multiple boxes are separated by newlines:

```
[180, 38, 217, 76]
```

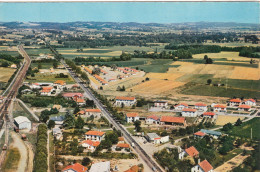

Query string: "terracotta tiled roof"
[185, 146, 199, 157]
[85, 131, 105, 136]
[76, 98, 85, 103]
[93, 74, 108, 84]
[77, 110, 85, 115]
[41, 87, 53, 93]
[214, 104, 226, 108]
[80, 140, 100, 147]
[245, 99, 256, 103]
[63, 93, 83, 98]
[238, 105, 251, 109]
[229, 98, 241, 103]
[175, 103, 188, 107]
[84, 67, 92, 73]
[147, 115, 159, 121]
[195, 102, 207, 107]
[62, 163, 88, 172]
[194, 131, 206, 137]
[117, 143, 130, 148]
[182, 108, 197, 112]
[85, 109, 101, 113]
[199, 160, 213, 172]
[54, 80, 66, 85]
[118, 137, 124, 141]
[116, 96, 135, 101]
[126, 113, 139, 117]
[203, 112, 215, 116]
[124, 165, 139, 172]
[160, 116, 185, 124]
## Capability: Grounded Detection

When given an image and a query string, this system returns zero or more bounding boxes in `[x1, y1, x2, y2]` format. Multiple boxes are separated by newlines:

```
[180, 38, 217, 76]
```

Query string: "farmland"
[26, 72, 75, 84]
[0, 67, 16, 82]
[215, 115, 245, 126]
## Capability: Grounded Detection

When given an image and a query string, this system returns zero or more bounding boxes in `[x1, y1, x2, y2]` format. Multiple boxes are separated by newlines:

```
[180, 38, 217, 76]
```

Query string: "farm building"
[238, 105, 251, 111]
[160, 116, 186, 126]
[126, 113, 139, 123]
[14, 116, 31, 130]
[229, 98, 242, 107]
[85, 130, 105, 141]
[179, 146, 199, 160]
[194, 131, 206, 139]
[202, 112, 216, 119]
[79, 140, 100, 152]
[191, 160, 214, 172]
[154, 100, 168, 108]
[182, 108, 198, 117]
[243, 99, 256, 106]
[200, 129, 222, 138]
[194, 103, 207, 112]
[89, 161, 110, 172]
[145, 115, 160, 124]
[213, 104, 227, 112]
[115, 96, 136, 107]
[174, 103, 188, 111]
[62, 163, 88, 172]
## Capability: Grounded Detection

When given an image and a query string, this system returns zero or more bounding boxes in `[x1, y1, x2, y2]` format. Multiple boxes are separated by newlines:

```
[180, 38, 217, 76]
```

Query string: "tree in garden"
[134, 120, 142, 132]
[235, 118, 242, 126]
[222, 122, 233, 131]
[73, 105, 80, 114]
[82, 157, 91, 166]
[40, 109, 51, 123]
[48, 120, 55, 129]
[64, 111, 75, 129]
[75, 116, 85, 129]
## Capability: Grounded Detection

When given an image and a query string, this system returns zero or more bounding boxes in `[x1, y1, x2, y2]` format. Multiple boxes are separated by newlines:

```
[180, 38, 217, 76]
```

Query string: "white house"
[229, 98, 242, 107]
[191, 160, 214, 172]
[213, 104, 227, 112]
[126, 113, 139, 123]
[85, 131, 105, 141]
[145, 115, 160, 124]
[30, 83, 41, 89]
[243, 99, 256, 106]
[40, 86, 54, 96]
[89, 161, 110, 172]
[195, 103, 207, 112]
[146, 133, 169, 144]
[62, 163, 88, 172]
[14, 116, 31, 130]
[182, 108, 198, 117]
[203, 112, 217, 119]
[115, 96, 136, 107]
[79, 140, 100, 152]
[49, 116, 65, 128]
[175, 103, 188, 111]
[238, 105, 251, 111]
[154, 100, 168, 108]
[179, 146, 199, 160]
[85, 109, 102, 118]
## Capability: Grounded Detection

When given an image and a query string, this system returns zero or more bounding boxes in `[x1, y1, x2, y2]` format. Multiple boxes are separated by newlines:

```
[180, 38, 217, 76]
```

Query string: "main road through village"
[61, 59, 165, 172]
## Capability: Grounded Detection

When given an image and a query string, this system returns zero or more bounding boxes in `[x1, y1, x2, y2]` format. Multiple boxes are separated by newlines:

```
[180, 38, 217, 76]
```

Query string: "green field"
[2, 148, 20, 171]
[24, 48, 53, 56]
[31, 62, 60, 69]
[26, 73, 75, 84]
[224, 118, 260, 140]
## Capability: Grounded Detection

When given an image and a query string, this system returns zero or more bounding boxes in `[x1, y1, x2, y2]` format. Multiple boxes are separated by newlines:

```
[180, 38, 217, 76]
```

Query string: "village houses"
[154, 100, 168, 108]
[182, 108, 198, 117]
[229, 98, 242, 107]
[85, 130, 106, 141]
[213, 104, 227, 112]
[79, 140, 100, 152]
[126, 113, 139, 123]
[115, 96, 136, 107]
[191, 159, 214, 172]
[179, 146, 199, 160]
[243, 99, 256, 106]
[194, 103, 207, 112]
[145, 115, 160, 124]
[174, 103, 188, 111]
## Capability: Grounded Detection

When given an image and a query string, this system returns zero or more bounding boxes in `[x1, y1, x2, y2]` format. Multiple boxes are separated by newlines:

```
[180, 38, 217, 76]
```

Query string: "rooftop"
[200, 129, 222, 136]
[185, 146, 199, 157]
[199, 160, 213, 172]
[14, 116, 30, 124]
[147, 133, 161, 139]
[203, 112, 215, 116]
[89, 161, 110, 172]
[126, 113, 139, 118]
[85, 130, 105, 136]
[62, 163, 88, 172]
[160, 116, 185, 124]
[116, 96, 135, 101]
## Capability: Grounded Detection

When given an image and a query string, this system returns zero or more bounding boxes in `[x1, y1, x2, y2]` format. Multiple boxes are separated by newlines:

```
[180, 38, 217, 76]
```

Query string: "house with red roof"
[85, 130, 106, 141]
[160, 116, 186, 126]
[62, 163, 88, 172]
[243, 99, 256, 106]
[76, 98, 85, 106]
[202, 112, 216, 119]
[194, 131, 206, 139]
[229, 98, 242, 107]
[238, 104, 251, 111]
[40, 86, 54, 96]
[191, 159, 214, 172]
[63, 93, 83, 99]
[179, 146, 199, 160]
[116, 143, 130, 151]
[145, 115, 160, 124]
[84, 109, 102, 118]
[146, 133, 169, 144]
[79, 140, 100, 152]
[126, 113, 139, 123]
[115, 96, 136, 107]
[174, 103, 188, 111]
[124, 165, 139, 172]
[195, 103, 207, 112]
[154, 100, 168, 108]
[213, 104, 227, 112]
[182, 108, 198, 117]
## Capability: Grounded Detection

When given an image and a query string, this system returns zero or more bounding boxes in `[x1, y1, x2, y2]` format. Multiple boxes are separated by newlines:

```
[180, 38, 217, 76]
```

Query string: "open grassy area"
[31, 62, 60, 69]
[0, 67, 16, 82]
[26, 72, 75, 84]
[2, 148, 20, 172]
[224, 118, 260, 140]
[24, 48, 53, 56]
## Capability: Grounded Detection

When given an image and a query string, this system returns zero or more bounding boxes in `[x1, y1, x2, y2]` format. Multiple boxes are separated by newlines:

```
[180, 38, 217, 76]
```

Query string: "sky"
[0, 2, 259, 24]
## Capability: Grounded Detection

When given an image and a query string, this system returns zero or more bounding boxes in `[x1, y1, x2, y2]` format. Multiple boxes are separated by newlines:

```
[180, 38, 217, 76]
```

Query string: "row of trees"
[65, 59, 89, 81]
[33, 124, 48, 172]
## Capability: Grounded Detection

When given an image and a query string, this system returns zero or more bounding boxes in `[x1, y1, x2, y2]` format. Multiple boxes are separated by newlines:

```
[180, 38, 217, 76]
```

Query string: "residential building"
[30, 83, 41, 89]
[154, 100, 168, 108]
[118, 137, 125, 144]
[229, 98, 242, 107]
[52, 128, 62, 140]
[202, 112, 216, 119]
[14, 116, 31, 130]
[146, 133, 169, 144]
[174, 103, 188, 111]
[62, 163, 88, 172]
[62, 92, 83, 99]
[213, 104, 227, 112]
[85, 109, 102, 118]
[40, 86, 54, 96]
[76, 98, 85, 106]
[200, 129, 222, 138]
[89, 161, 110, 172]
[124, 165, 139, 172]
[195, 103, 207, 112]
[85, 130, 106, 141]
[145, 115, 160, 124]
[126, 113, 139, 123]
[116, 143, 130, 151]
[179, 146, 199, 160]
[191, 160, 214, 172]
[49, 116, 65, 128]
[160, 116, 186, 126]
[243, 99, 256, 106]
[52, 104, 62, 110]
[194, 131, 206, 139]
[115, 96, 136, 107]
[79, 140, 100, 152]
[10, 64, 17, 69]
[182, 108, 198, 117]
[238, 105, 251, 111]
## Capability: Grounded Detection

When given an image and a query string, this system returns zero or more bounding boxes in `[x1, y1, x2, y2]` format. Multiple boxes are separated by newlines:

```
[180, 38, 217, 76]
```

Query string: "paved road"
[61, 60, 165, 172]
[17, 99, 39, 121]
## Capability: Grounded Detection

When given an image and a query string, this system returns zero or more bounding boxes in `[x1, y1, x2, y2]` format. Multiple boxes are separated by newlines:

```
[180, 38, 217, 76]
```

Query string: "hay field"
[0, 67, 16, 82]
[60, 51, 122, 57]
[215, 115, 245, 126]
[229, 67, 260, 80]
[199, 64, 235, 78]
[145, 73, 184, 81]
[168, 62, 204, 73]
[193, 52, 252, 62]
[129, 80, 185, 94]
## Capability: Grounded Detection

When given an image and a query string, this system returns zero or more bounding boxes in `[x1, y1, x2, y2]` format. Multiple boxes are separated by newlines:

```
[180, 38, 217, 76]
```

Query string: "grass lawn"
[24, 48, 53, 56]
[224, 118, 260, 140]
[2, 148, 21, 171]
[26, 72, 75, 84]
[31, 62, 60, 69]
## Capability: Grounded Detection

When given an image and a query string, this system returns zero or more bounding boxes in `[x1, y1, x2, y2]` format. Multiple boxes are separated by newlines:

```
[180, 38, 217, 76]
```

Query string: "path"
[11, 131, 28, 172]
[24, 141, 34, 172]
[47, 130, 51, 172]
